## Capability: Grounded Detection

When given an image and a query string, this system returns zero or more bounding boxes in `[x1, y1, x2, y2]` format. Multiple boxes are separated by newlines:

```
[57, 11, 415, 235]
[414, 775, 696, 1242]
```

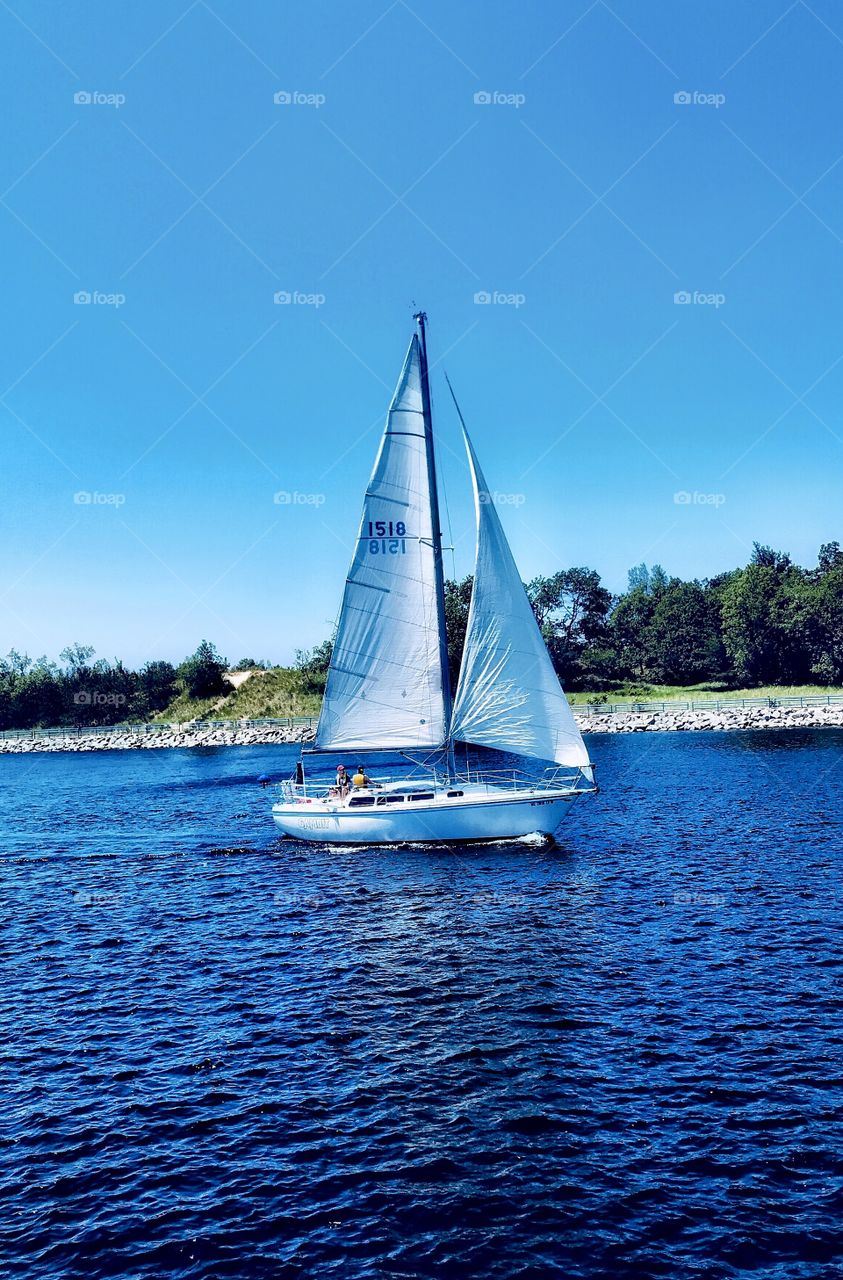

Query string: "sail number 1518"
[366, 520, 407, 555]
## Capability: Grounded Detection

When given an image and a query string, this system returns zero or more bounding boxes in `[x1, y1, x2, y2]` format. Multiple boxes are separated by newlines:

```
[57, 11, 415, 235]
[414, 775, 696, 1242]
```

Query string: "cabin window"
[348, 796, 375, 807]
[447, 790, 464, 798]
[409, 792, 434, 801]
[385, 794, 405, 803]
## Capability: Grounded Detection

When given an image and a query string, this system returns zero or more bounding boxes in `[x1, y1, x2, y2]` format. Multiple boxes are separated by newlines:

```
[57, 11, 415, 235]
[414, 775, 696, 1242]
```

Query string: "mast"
[414, 311, 455, 776]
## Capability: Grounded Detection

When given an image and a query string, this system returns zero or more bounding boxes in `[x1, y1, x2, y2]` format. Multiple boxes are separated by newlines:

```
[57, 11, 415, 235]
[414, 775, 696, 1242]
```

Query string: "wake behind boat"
[271, 313, 596, 844]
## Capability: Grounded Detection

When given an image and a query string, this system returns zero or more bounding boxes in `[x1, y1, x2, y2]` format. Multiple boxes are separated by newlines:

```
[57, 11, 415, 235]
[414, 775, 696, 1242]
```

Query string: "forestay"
[315, 336, 449, 752]
[449, 427, 591, 769]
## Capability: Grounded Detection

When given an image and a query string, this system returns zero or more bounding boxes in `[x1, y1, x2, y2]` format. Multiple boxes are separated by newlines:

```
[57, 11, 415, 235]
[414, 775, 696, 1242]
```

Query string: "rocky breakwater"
[3, 704, 843, 755]
[575, 703, 843, 734]
[0, 723, 317, 755]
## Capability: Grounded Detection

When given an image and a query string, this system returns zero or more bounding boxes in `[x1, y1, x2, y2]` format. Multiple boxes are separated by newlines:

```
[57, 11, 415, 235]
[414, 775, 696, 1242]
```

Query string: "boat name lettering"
[298, 817, 331, 829]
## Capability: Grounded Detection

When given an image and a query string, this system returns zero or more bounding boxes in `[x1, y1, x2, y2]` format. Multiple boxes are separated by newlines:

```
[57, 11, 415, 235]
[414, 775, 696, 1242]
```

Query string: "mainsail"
[315, 330, 450, 752]
[449, 425, 591, 769]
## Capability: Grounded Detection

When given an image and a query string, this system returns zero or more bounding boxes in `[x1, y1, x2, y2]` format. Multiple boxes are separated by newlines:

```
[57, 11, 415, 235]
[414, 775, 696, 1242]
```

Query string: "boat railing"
[451, 766, 593, 794]
[278, 765, 594, 803]
[278, 777, 391, 802]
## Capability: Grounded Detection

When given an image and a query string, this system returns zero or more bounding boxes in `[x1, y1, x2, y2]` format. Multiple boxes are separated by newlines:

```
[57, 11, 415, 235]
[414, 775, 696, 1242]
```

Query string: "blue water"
[2, 731, 842, 1279]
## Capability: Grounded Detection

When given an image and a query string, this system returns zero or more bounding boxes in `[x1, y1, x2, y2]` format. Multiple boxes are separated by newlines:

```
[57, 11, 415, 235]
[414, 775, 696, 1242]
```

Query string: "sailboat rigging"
[271, 314, 596, 843]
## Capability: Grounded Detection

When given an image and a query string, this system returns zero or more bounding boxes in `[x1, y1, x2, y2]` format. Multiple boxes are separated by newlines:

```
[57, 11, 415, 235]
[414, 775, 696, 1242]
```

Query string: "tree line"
[2, 541, 842, 729]
[445, 541, 843, 693]
[0, 640, 233, 731]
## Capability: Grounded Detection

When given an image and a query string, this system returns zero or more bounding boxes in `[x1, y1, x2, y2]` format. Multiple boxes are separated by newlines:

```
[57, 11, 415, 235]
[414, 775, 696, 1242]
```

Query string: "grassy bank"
[154, 667, 324, 723]
[153, 671, 843, 725]
[566, 683, 841, 705]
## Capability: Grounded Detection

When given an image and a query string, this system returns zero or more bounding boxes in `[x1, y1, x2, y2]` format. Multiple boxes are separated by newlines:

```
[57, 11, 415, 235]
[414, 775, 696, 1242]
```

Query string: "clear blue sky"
[3, 0, 843, 667]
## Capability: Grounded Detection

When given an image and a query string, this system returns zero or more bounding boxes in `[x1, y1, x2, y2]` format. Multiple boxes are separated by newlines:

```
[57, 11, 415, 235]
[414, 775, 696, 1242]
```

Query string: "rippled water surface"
[2, 730, 842, 1279]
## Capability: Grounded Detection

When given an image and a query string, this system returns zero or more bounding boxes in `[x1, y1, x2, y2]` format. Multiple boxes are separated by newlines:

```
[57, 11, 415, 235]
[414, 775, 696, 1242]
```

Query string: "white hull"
[271, 784, 585, 844]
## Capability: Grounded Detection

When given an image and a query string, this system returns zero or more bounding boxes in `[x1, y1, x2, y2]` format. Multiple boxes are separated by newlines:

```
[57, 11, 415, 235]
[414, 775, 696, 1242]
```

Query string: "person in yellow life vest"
[352, 765, 370, 788]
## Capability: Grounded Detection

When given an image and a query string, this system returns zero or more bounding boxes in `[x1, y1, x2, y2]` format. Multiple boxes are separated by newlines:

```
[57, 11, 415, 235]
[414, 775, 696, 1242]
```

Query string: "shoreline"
[2, 704, 843, 754]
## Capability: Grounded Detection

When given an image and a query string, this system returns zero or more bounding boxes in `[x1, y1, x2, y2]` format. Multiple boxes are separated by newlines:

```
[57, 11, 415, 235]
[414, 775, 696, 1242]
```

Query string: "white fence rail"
[574, 694, 843, 715]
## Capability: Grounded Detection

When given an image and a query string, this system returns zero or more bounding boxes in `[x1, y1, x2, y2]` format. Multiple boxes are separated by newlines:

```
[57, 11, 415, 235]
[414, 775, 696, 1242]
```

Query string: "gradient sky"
[2, 0, 843, 667]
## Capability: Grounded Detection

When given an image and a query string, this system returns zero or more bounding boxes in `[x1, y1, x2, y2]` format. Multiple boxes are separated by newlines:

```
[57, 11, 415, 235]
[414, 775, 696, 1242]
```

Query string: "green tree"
[818, 541, 843, 572]
[178, 640, 228, 699]
[721, 545, 808, 685]
[3, 650, 32, 678]
[627, 563, 650, 593]
[444, 575, 473, 690]
[294, 638, 334, 695]
[527, 568, 611, 685]
[576, 644, 621, 691]
[59, 643, 95, 675]
[608, 585, 656, 681]
[648, 581, 724, 683]
[295, 639, 333, 674]
[649, 564, 669, 594]
[12, 657, 64, 728]
[801, 547, 843, 682]
[134, 660, 178, 715]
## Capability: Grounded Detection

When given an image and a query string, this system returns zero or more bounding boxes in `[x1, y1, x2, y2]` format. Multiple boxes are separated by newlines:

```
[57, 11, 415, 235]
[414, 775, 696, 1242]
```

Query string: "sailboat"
[271, 314, 596, 843]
